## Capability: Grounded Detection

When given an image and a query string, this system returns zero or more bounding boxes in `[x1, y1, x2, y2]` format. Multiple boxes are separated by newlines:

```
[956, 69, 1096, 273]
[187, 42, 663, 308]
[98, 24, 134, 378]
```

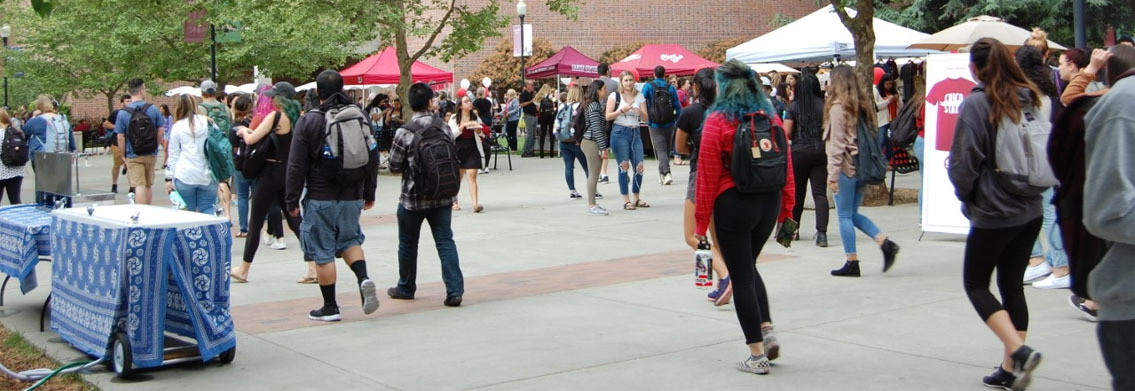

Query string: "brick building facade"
[68, 0, 819, 121]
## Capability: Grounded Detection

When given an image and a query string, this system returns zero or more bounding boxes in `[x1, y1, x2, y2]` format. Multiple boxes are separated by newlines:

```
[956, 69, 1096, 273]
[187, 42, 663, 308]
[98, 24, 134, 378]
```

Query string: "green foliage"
[698, 37, 748, 64]
[770, 12, 796, 28]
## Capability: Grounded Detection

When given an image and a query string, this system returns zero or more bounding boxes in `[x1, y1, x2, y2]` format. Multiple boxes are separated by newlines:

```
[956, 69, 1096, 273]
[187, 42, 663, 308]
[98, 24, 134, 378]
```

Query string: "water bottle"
[322, 144, 333, 159]
[695, 240, 713, 288]
[369, 137, 378, 151]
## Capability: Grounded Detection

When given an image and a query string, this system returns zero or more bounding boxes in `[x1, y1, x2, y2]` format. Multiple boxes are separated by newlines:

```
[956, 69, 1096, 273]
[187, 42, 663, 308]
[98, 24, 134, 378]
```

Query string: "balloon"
[460, 79, 471, 89]
[482, 77, 492, 88]
[456, 88, 468, 99]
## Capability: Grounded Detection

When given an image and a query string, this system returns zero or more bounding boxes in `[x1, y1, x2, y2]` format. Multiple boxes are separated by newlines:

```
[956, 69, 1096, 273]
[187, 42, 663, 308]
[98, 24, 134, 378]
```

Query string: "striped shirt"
[582, 102, 608, 149]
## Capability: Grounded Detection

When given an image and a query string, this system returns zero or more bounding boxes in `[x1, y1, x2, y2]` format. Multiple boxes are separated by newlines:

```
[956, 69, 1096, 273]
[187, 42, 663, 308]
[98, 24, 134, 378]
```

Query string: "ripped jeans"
[610, 125, 645, 196]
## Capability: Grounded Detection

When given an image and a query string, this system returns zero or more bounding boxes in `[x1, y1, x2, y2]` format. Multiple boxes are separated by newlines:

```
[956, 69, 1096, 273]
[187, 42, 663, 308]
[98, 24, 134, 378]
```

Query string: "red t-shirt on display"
[926, 77, 977, 151]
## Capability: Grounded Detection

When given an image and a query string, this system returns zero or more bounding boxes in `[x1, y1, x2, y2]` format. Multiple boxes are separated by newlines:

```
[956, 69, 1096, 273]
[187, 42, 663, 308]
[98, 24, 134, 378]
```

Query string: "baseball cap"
[263, 82, 297, 99]
[760, 76, 772, 87]
[200, 80, 218, 95]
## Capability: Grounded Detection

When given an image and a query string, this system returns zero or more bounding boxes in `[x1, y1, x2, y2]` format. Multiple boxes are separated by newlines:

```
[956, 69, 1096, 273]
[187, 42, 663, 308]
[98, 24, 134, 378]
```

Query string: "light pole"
[2, 24, 9, 108]
[516, 0, 527, 86]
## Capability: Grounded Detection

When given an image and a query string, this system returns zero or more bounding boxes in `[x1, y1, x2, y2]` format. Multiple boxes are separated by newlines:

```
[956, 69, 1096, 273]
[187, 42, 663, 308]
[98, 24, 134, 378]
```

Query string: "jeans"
[647, 126, 674, 175]
[505, 120, 519, 151]
[1031, 188, 1067, 268]
[521, 114, 538, 154]
[834, 173, 882, 255]
[611, 125, 644, 196]
[790, 143, 829, 233]
[1098, 319, 1135, 391]
[396, 204, 464, 297]
[914, 135, 924, 210]
[174, 179, 219, 215]
[963, 218, 1042, 330]
[233, 171, 252, 233]
[560, 142, 588, 191]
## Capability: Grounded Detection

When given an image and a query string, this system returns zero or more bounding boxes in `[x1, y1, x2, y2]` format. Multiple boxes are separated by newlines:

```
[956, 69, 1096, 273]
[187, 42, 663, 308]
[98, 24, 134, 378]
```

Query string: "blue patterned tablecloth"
[50, 210, 235, 368]
[0, 205, 53, 293]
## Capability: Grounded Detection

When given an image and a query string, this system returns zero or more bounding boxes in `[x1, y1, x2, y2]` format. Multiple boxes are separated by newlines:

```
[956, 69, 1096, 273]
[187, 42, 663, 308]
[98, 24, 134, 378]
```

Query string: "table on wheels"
[0, 205, 53, 312]
[50, 204, 236, 377]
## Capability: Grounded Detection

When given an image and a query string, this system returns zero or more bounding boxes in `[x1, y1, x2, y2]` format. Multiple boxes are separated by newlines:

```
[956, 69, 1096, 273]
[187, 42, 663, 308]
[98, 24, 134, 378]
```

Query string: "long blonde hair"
[823, 65, 875, 132]
[566, 85, 583, 103]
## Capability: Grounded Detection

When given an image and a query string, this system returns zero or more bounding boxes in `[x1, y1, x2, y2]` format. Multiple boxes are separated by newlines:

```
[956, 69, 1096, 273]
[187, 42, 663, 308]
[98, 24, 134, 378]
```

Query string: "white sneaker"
[1022, 262, 1052, 284]
[262, 235, 274, 246]
[269, 239, 287, 250]
[1032, 273, 1070, 289]
[663, 173, 673, 185]
[587, 205, 609, 216]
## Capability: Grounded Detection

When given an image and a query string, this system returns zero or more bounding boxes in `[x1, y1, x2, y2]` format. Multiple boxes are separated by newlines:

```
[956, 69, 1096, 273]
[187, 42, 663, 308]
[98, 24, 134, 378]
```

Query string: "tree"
[697, 37, 748, 64]
[599, 41, 647, 67]
[371, 0, 580, 117]
[831, 0, 877, 125]
[468, 38, 556, 96]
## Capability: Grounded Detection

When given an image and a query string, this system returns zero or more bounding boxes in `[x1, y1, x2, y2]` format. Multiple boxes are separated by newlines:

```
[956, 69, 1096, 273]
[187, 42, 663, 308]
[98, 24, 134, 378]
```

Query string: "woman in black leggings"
[947, 38, 1047, 390]
[782, 70, 829, 246]
[694, 60, 794, 375]
[230, 83, 306, 283]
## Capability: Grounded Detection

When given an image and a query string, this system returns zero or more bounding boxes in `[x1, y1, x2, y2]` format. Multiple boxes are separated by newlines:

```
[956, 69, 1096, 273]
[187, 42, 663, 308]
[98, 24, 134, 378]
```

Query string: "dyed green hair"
[709, 59, 775, 121]
[274, 96, 302, 125]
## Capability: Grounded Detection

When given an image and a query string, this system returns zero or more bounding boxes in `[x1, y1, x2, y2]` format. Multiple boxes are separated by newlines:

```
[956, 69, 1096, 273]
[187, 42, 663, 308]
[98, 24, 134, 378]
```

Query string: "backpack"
[315, 104, 375, 185]
[991, 97, 1058, 196]
[855, 116, 888, 185]
[239, 113, 281, 179]
[1, 125, 29, 167]
[404, 120, 461, 200]
[889, 100, 922, 148]
[724, 111, 788, 194]
[199, 101, 232, 140]
[127, 104, 159, 155]
[539, 96, 557, 123]
[41, 114, 71, 153]
[202, 121, 235, 182]
[556, 103, 578, 142]
[647, 80, 676, 125]
[1048, 95, 1109, 298]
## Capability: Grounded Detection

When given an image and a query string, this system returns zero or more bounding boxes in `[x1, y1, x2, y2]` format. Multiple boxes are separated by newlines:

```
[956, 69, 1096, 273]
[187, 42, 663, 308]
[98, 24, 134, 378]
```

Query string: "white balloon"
[482, 77, 492, 88]
[460, 79, 471, 89]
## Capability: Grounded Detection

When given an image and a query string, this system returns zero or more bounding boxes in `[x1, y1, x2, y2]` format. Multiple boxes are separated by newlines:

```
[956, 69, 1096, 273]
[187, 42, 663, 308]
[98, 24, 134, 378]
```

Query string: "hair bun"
[1030, 28, 1048, 41]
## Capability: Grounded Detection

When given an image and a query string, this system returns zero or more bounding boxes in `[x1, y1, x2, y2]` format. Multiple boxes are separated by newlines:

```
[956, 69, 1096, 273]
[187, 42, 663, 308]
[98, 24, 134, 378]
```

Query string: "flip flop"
[296, 276, 318, 284]
[230, 272, 248, 283]
[474, 205, 484, 213]
[235, 232, 248, 238]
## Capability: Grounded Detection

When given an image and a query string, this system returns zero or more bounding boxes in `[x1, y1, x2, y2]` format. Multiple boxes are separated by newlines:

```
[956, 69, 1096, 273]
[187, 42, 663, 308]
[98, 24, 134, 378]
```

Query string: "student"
[947, 38, 1045, 390]
[103, 94, 131, 194]
[113, 79, 166, 205]
[387, 83, 465, 307]
[641, 66, 683, 185]
[784, 71, 829, 247]
[164, 94, 218, 214]
[580, 80, 611, 216]
[0, 108, 25, 204]
[25, 94, 78, 205]
[448, 92, 485, 213]
[606, 71, 650, 210]
[555, 86, 591, 200]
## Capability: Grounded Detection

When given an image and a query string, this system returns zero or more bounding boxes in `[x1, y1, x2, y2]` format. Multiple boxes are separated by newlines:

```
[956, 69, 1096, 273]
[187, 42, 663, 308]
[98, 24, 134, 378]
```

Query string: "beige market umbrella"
[908, 16, 1067, 51]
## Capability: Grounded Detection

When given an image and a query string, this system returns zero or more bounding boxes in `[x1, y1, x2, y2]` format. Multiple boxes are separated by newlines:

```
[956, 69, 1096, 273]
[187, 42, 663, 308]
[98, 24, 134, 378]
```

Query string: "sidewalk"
[0, 152, 1111, 390]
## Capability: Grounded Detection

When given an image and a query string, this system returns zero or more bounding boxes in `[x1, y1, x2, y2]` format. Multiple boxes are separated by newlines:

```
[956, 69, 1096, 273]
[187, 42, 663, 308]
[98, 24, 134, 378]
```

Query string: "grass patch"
[0, 324, 97, 391]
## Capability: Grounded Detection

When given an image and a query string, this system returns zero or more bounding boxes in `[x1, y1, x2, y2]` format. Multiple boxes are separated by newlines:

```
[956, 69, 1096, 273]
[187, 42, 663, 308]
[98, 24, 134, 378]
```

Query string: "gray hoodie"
[947, 85, 1044, 229]
[1083, 74, 1135, 322]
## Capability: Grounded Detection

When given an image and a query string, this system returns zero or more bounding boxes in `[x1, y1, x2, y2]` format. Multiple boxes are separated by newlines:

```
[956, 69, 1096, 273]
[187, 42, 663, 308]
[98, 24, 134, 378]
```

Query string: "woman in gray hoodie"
[947, 38, 1047, 391]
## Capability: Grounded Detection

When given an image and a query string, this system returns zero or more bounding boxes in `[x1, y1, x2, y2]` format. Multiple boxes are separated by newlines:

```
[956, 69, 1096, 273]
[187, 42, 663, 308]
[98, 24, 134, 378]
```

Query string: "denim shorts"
[300, 199, 365, 264]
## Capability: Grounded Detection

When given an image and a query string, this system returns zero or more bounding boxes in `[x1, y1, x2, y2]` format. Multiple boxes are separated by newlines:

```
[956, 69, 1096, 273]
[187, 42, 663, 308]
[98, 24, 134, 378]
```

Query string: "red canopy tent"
[525, 46, 599, 79]
[609, 44, 719, 78]
[340, 47, 453, 86]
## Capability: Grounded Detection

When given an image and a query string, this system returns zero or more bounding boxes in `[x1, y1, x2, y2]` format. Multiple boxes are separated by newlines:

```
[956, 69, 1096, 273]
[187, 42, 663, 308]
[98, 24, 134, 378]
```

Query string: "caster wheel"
[110, 331, 133, 378]
[219, 346, 236, 364]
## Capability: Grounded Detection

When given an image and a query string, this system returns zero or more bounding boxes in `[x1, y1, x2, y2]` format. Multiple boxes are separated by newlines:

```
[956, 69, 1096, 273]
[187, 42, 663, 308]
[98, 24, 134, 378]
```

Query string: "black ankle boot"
[815, 232, 828, 247]
[881, 239, 900, 272]
[831, 261, 861, 277]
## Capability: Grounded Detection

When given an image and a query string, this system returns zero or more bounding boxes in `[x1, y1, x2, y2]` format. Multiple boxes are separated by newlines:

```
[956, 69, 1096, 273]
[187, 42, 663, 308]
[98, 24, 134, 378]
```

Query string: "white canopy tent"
[749, 63, 799, 74]
[727, 5, 942, 64]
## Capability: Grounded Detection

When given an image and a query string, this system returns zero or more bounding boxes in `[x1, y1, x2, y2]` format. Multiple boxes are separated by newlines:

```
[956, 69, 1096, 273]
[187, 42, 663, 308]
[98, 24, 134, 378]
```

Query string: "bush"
[469, 37, 557, 97]
[697, 37, 748, 65]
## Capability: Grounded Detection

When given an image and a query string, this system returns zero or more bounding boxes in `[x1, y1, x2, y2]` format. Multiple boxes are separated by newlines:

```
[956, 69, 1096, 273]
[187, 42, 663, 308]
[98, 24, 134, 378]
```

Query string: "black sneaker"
[595, 192, 604, 200]
[387, 287, 414, 300]
[360, 279, 379, 315]
[1068, 295, 1098, 322]
[308, 305, 341, 322]
[815, 232, 828, 247]
[570, 192, 583, 200]
[598, 176, 609, 184]
[444, 295, 462, 307]
[830, 260, 861, 277]
[1010, 345, 1042, 391]
[881, 239, 900, 272]
[111, 184, 118, 194]
[982, 366, 1015, 390]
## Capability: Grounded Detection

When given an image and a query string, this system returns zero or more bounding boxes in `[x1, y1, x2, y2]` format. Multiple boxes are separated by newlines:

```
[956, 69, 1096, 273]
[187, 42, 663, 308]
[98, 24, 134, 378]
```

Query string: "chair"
[487, 124, 512, 171]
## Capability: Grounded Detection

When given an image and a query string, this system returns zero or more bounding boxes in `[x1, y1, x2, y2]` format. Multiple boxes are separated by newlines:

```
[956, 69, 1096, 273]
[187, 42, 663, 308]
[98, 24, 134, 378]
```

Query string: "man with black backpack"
[387, 82, 465, 308]
[114, 78, 166, 205]
[642, 66, 683, 185]
[285, 70, 381, 322]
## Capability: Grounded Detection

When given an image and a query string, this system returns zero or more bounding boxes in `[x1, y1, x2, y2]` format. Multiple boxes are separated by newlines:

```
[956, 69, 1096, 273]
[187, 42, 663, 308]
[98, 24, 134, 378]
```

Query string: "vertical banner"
[922, 53, 977, 234]
[512, 24, 533, 57]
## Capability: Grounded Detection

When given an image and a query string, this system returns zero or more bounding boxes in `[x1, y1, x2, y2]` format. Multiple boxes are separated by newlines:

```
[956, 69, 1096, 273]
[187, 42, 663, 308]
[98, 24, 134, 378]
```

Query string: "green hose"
[23, 360, 90, 391]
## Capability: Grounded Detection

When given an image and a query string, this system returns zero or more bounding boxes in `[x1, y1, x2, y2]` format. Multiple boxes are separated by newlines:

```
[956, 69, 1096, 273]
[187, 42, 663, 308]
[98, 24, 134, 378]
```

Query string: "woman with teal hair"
[693, 59, 796, 375]
[230, 82, 306, 283]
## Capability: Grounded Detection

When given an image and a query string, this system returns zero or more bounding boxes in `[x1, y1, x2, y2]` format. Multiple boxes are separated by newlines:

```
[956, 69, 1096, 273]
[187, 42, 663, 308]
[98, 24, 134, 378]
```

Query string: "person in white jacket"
[164, 94, 217, 214]
[448, 92, 485, 213]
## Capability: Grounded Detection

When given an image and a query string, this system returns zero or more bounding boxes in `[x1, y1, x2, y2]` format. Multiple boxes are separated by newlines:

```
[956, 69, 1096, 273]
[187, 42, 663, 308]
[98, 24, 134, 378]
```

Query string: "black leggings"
[244, 164, 302, 263]
[538, 121, 556, 155]
[0, 176, 22, 205]
[963, 217, 1042, 331]
[715, 188, 780, 345]
[791, 143, 829, 233]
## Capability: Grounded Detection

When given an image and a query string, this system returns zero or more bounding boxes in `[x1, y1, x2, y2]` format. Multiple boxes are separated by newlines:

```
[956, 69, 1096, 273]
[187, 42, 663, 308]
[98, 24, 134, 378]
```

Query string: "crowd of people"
[0, 30, 1132, 390]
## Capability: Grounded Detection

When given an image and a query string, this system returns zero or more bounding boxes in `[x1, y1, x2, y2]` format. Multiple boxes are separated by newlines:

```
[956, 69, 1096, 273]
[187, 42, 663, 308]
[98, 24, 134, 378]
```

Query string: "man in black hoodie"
[286, 70, 381, 322]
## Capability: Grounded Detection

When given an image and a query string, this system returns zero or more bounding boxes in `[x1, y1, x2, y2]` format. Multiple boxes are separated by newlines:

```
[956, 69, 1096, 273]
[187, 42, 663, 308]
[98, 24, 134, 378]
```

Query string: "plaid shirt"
[388, 112, 457, 211]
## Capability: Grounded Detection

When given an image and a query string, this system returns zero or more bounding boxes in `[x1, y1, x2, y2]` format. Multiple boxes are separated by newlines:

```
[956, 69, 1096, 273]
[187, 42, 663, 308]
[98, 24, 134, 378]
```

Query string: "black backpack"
[724, 111, 788, 193]
[127, 103, 159, 155]
[404, 120, 461, 200]
[539, 96, 557, 123]
[648, 80, 676, 125]
[855, 115, 888, 184]
[239, 113, 281, 179]
[889, 100, 921, 148]
[1, 125, 29, 167]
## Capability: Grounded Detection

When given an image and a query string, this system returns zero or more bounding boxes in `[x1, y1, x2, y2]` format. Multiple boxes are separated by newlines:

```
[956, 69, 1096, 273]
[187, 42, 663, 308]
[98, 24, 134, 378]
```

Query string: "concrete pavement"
[0, 149, 1112, 390]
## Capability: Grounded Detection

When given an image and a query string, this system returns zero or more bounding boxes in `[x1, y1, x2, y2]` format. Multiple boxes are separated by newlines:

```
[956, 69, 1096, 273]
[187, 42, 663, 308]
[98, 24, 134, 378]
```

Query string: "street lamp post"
[517, 0, 527, 86]
[2, 24, 10, 108]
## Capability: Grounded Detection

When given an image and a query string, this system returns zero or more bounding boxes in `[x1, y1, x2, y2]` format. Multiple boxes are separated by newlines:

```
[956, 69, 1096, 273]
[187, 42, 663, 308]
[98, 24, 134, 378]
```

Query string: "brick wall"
[68, 81, 193, 125]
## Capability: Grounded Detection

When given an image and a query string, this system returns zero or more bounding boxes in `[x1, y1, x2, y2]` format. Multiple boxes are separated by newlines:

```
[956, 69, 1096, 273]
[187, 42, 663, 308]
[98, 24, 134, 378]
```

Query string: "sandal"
[474, 205, 484, 213]
[623, 201, 637, 210]
[230, 272, 248, 283]
[296, 276, 318, 284]
[452, 204, 461, 211]
[634, 199, 651, 208]
[235, 231, 248, 238]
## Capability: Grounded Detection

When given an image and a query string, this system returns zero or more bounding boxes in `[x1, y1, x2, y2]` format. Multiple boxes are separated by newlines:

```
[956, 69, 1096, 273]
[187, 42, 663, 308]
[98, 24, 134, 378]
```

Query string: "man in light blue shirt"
[114, 78, 166, 205]
[641, 65, 682, 186]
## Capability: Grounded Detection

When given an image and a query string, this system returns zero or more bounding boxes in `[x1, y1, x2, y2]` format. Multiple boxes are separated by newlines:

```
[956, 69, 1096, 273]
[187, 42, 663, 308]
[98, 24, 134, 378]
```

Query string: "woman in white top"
[449, 93, 485, 213]
[164, 94, 218, 214]
[874, 73, 901, 154]
[605, 70, 650, 210]
[0, 108, 26, 205]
